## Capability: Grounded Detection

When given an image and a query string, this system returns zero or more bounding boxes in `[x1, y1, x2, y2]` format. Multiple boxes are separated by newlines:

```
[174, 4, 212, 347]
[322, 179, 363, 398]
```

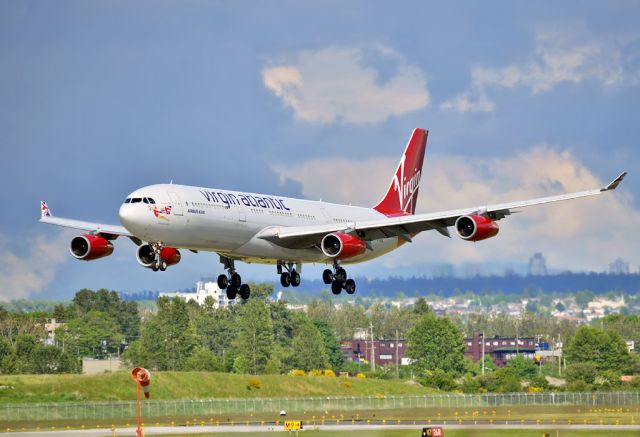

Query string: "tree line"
[0, 286, 639, 393]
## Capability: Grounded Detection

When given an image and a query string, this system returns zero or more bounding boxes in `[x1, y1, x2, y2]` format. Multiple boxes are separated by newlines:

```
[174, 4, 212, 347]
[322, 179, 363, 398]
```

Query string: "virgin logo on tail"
[392, 154, 422, 213]
[374, 128, 428, 216]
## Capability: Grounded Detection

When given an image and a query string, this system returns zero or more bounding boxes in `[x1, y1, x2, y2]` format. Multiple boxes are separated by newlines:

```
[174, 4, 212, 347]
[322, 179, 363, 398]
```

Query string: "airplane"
[40, 128, 627, 300]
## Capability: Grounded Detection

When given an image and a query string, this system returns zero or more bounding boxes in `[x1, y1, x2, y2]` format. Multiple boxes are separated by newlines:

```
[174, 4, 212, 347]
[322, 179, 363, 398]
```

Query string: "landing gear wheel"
[239, 284, 251, 300]
[331, 280, 342, 295]
[159, 261, 167, 272]
[290, 271, 301, 287]
[280, 272, 291, 287]
[152, 264, 159, 272]
[335, 268, 347, 283]
[226, 286, 237, 300]
[230, 273, 242, 289]
[322, 269, 333, 284]
[344, 279, 356, 294]
[217, 274, 229, 289]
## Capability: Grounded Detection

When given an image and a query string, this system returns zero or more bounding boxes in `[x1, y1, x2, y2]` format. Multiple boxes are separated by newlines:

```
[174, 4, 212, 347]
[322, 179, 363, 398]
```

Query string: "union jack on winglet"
[40, 201, 51, 218]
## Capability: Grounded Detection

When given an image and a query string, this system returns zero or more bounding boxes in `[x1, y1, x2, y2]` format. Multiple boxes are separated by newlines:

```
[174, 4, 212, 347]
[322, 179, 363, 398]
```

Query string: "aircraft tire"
[345, 279, 356, 294]
[335, 268, 347, 283]
[280, 272, 291, 287]
[331, 280, 342, 295]
[217, 274, 228, 289]
[290, 271, 301, 287]
[239, 284, 251, 299]
[322, 269, 333, 284]
[231, 273, 242, 288]
[226, 286, 237, 300]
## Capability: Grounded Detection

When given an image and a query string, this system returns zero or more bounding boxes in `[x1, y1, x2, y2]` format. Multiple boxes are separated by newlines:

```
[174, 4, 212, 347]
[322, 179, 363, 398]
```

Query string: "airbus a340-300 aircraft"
[40, 129, 627, 300]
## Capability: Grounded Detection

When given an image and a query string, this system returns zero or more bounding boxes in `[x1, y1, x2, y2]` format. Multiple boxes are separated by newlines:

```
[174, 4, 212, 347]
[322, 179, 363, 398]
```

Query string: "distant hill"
[295, 273, 640, 297]
[120, 272, 640, 301]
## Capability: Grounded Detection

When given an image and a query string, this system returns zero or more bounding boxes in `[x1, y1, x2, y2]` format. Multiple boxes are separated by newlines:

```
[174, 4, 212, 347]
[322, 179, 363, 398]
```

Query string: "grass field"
[0, 371, 436, 403]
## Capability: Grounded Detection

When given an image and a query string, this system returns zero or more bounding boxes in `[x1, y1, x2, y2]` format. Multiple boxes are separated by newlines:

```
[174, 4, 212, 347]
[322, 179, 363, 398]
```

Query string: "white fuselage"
[118, 184, 404, 265]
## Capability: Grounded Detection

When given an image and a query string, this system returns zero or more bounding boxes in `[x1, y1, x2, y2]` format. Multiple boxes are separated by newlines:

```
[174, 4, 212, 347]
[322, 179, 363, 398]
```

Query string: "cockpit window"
[131, 198, 142, 203]
[147, 198, 156, 204]
[124, 198, 131, 204]
[143, 198, 149, 204]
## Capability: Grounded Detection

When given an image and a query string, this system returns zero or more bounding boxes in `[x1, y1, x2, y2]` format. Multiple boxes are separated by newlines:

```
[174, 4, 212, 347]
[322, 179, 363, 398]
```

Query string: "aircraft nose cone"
[119, 204, 134, 229]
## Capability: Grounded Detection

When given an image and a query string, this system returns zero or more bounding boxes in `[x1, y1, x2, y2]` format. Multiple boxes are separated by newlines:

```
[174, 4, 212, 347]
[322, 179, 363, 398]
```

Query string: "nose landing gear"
[323, 263, 356, 295]
[217, 256, 250, 300]
[278, 262, 301, 288]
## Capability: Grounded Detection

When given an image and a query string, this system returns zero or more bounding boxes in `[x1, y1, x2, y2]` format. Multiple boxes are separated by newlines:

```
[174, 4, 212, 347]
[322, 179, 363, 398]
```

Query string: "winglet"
[601, 172, 627, 192]
[40, 201, 52, 218]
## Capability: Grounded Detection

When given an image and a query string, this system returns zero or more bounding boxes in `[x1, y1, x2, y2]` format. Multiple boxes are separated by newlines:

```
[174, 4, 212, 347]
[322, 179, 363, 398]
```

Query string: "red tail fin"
[373, 128, 428, 216]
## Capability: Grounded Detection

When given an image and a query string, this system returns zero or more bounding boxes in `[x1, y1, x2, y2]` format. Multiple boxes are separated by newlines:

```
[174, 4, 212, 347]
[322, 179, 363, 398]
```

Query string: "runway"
[5, 423, 640, 436]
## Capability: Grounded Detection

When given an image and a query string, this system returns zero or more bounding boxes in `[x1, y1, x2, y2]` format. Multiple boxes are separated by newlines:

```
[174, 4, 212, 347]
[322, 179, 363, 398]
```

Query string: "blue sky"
[1, 1, 639, 300]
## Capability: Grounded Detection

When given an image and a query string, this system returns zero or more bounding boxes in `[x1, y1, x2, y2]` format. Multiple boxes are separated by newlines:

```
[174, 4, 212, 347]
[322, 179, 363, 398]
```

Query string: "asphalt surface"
[4, 423, 640, 436]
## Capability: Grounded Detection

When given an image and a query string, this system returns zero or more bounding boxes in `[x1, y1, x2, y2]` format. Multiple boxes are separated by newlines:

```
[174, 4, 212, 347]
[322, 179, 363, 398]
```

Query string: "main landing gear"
[216, 256, 250, 300]
[323, 263, 356, 295]
[277, 262, 301, 288]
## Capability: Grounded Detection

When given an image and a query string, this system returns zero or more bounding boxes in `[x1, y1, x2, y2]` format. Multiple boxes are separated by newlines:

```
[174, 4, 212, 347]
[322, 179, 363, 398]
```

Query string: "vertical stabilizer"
[373, 128, 428, 216]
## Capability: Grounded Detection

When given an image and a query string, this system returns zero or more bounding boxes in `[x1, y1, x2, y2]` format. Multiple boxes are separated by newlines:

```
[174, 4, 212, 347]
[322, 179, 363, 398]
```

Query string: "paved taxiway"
[5, 423, 640, 436]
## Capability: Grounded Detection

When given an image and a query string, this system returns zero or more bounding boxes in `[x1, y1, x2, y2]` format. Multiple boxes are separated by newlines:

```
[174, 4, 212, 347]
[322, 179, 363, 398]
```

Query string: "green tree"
[406, 313, 466, 376]
[565, 362, 597, 384]
[564, 326, 631, 372]
[313, 320, 343, 370]
[71, 289, 140, 343]
[184, 347, 223, 371]
[290, 321, 329, 371]
[505, 355, 537, 379]
[230, 299, 274, 374]
[123, 297, 198, 370]
[56, 311, 123, 359]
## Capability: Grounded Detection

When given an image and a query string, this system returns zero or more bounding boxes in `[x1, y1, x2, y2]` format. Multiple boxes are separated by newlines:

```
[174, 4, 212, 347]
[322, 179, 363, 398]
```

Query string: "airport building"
[341, 339, 411, 367]
[465, 332, 539, 366]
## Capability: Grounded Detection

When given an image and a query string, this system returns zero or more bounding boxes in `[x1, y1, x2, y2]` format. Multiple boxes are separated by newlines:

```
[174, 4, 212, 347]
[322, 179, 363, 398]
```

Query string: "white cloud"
[262, 46, 430, 123]
[274, 147, 637, 273]
[0, 230, 72, 300]
[442, 27, 640, 113]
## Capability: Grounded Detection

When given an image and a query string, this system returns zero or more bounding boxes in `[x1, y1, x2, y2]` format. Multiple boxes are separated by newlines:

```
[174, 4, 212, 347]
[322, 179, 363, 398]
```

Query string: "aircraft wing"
[39, 201, 138, 242]
[257, 172, 627, 249]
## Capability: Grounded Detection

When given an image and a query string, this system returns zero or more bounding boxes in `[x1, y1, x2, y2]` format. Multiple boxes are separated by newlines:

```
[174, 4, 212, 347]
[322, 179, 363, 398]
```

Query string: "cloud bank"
[275, 147, 637, 272]
[442, 27, 640, 113]
[262, 46, 430, 123]
[0, 231, 72, 301]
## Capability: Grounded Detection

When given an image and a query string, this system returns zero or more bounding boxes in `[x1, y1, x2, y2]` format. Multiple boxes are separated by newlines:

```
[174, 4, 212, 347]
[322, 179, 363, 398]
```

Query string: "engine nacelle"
[455, 214, 499, 242]
[321, 232, 367, 260]
[70, 234, 114, 261]
[136, 244, 181, 269]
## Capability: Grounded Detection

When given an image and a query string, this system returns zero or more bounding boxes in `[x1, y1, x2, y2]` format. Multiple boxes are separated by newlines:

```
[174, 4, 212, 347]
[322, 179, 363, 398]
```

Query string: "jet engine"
[455, 214, 499, 242]
[70, 234, 114, 261]
[136, 244, 181, 269]
[321, 232, 367, 260]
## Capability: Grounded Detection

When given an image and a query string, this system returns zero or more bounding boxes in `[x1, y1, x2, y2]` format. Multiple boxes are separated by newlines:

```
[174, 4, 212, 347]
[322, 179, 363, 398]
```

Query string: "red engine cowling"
[136, 244, 181, 268]
[70, 234, 114, 261]
[455, 214, 499, 241]
[321, 232, 367, 260]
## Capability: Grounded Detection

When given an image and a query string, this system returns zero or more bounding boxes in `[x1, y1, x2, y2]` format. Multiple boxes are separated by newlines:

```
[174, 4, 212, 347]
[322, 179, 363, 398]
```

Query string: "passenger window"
[124, 198, 131, 204]
[131, 198, 142, 203]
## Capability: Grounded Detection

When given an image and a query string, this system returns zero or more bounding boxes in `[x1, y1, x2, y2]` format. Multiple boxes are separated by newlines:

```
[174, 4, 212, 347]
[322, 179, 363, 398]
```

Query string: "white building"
[160, 281, 235, 308]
